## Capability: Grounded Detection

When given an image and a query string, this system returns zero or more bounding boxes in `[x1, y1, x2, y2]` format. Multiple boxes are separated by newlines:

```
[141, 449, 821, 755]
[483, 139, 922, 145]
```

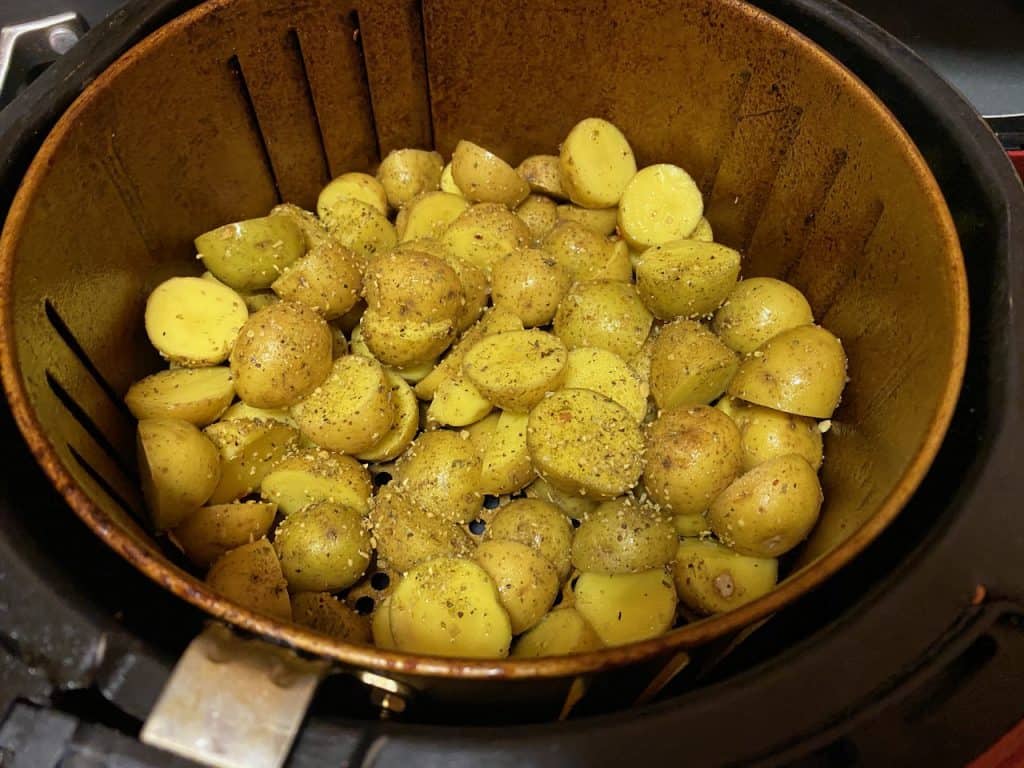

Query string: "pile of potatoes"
[131, 117, 847, 659]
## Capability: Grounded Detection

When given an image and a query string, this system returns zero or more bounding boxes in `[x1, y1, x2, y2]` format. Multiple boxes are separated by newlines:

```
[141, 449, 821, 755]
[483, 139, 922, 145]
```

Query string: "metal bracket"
[0, 13, 88, 109]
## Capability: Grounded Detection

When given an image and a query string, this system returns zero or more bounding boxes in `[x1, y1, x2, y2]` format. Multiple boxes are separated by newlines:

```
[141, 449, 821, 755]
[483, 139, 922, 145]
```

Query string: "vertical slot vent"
[227, 54, 282, 203]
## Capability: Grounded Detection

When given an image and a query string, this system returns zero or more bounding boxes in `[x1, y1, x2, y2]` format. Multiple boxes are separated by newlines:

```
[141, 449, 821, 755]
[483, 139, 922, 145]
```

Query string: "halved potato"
[203, 417, 300, 504]
[260, 448, 371, 515]
[125, 366, 234, 425]
[220, 401, 296, 426]
[138, 418, 221, 530]
[392, 429, 482, 523]
[274, 501, 371, 592]
[271, 240, 363, 320]
[475, 540, 560, 634]
[440, 162, 464, 196]
[427, 375, 493, 427]
[573, 569, 676, 647]
[292, 592, 371, 643]
[442, 202, 531, 275]
[397, 191, 470, 242]
[562, 347, 649, 422]
[317, 198, 396, 265]
[618, 164, 703, 249]
[571, 497, 676, 574]
[173, 501, 277, 567]
[559, 117, 637, 208]
[195, 215, 306, 292]
[634, 239, 741, 319]
[513, 608, 603, 657]
[145, 277, 247, 366]
[355, 372, 420, 462]
[557, 204, 618, 236]
[717, 397, 824, 471]
[369, 489, 474, 572]
[540, 220, 614, 282]
[673, 538, 778, 615]
[648, 319, 738, 409]
[553, 280, 653, 362]
[376, 148, 444, 208]
[516, 194, 559, 242]
[491, 248, 572, 328]
[516, 154, 568, 200]
[206, 539, 291, 621]
[317, 171, 389, 216]
[452, 140, 530, 207]
[363, 250, 462, 325]
[690, 217, 714, 243]
[360, 311, 455, 369]
[462, 329, 568, 412]
[486, 498, 573, 580]
[477, 410, 534, 496]
[270, 203, 333, 250]
[711, 277, 814, 354]
[524, 476, 600, 522]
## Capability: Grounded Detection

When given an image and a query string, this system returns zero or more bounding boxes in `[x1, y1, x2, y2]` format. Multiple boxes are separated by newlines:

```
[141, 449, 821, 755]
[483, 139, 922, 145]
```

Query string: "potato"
[516, 154, 568, 200]
[540, 220, 614, 282]
[562, 347, 649, 422]
[442, 202, 532, 275]
[462, 329, 568, 412]
[427, 375, 493, 428]
[486, 498, 573, 580]
[125, 366, 234, 425]
[717, 397, 824, 471]
[173, 501, 277, 567]
[553, 280, 653, 361]
[557, 204, 618, 236]
[377, 148, 444, 208]
[291, 355, 395, 454]
[317, 198, 397, 265]
[516, 194, 559, 242]
[195, 215, 305, 292]
[364, 251, 462, 325]
[388, 557, 512, 658]
[206, 539, 291, 621]
[137, 418, 221, 530]
[634, 240, 741, 319]
[643, 405, 743, 517]
[572, 497, 676, 574]
[452, 140, 530, 207]
[273, 501, 371, 592]
[468, 410, 531, 496]
[271, 240, 363, 320]
[398, 191, 470, 242]
[559, 117, 637, 208]
[392, 430, 482, 523]
[372, 596, 397, 648]
[440, 253, 490, 332]
[369, 488, 474, 572]
[260, 448, 371, 515]
[269, 203, 333, 250]
[618, 164, 703, 249]
[204, 418, 299, 504]
[220, 401, 296, 426]
[673, 538, 777, 615]
[491, 249, 572, 327]
[474, 540, 560, 634]
[334, 299, 366, 334]
[230, 301, 333, 409]
[329, 324, 349, 359]
[440, 162, 464, 196]
[292, 592, 371, 643]
[690, 216, 714, 243]
[672, 513, 711, 537]
[711, 277, 814, 354]
[513, 608, 603, 657]
[524, 476, 599, 522]
[145, 277, 247, 366]
[355, 372, 419, 462]
[648, 319, 738, 409]
[728, 325, 848, 418]
[708, 454, 823, 557]
[318, 171, 389, 216]
[528, 389, 644, 499]
[573, 569, 676, 647]
[592, 239, 634, 282]
[360, 311, 454, 369]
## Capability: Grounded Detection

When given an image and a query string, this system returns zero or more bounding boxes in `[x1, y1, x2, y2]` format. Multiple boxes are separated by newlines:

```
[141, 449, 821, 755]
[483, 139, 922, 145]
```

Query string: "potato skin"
[516, 195, 559, 242]
[259, 448, 372, 515]
[516, 154, 568, 200]
[571, 497, 676, 574]
[486, 498, 573, 581]
[206, 539, 291, 621]
[369, 489, 474, 572]
[377, 148, 444, 208]
[711, 277, 814, 354]
[273, 501, 371, 592]
[648, 319, 738, 410]
[292, 592, 371, 643]
[513, 608, 603, 657]
[491, 249, 572, 327]
[271, 240, 363, 320]
[138, 418, 221, 531]
[442, 202, 532, 275]
[474, 539, 560, 634]
[717, 397, 824, 471]
[452, 140, 530, 207]
[392, 430, 482, 523]
[173, 501, 277, 567]
[559, 117, 637, 208]
[195, 215, 305, 292]
[634, 239, 741, 319]
[363, 250, 462, 325]
[553, 280, 653, 362]
[673, 538, 778, 615]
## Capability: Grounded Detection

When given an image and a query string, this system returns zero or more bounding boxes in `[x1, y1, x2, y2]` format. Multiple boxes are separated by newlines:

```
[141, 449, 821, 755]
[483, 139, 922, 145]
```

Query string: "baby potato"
[513, 608, 603, 657]
[559, 117, 637, 209]
[137, 418, 221, 530]
[516, 154, 568, 200]
[271, 240, 363, 320]
[572, 497, 676, 574]
[475, 540, 560, 634]
[372, 596, 397, 648]
[195, 215, 306, 292]
[562, 347, 649, 422]
[690, 216, 714, 243]
[388, 556, 512, 658]
[472, 410, 531, 495]
[355, 372, 419, 462]
[204, 418, 299, 504]
[462, 329, 568, 412]
[708, 454, 823, 557]
[440, 162, 464, 196]
[452, 140, 530, 207]
[643, 405, 743, 517]
[392, 240, 489, 333]
[540, 220, 613, 282]
[427, 375, 493, 428]
[206, 539, 291, 621]
[486, 498, 573, 580]
[173, 501, 277, 567]
[318, 171, 389, 216]
[360, 310, 455, 369]
[442, 202, 532, 275]
[145, 276, 247, 366]
[516, 194, 559, 242]
[243, 291, 279, 313]
[524, 476, 599, 523]
[673, 538, 778, 615]
[719, 398, 824, 471]
[528, 389, 644, 499]
[553, 280, 653, 361]
[398, 191, 470, 242]
[648, 319, 738, 409]
[672, 513, 712, 537]
[369, 488, 474, 572]
[230, 301, 333, 409]
[291, 355, 395, 453]
[125, 366, 234, 425]
[573, 569, 677, 647]
[634, 239, 741, 319]
[711, 277, 814, 354]
[618, 164, 703, 249]
[592, 239, 634, 282]
[363, 250, 462, 325]
[273, 501, 371, 592]
[377, 148, 444, 208]
[557, 204, 619, 236]
[270, 203, 333, 250]
[728, 325, 848, 418]
[393, 429, 482, 523]
[220, 401, 296, 426]
[260, 448, 371, 515]
[292, 592, 371, 643]
[317, 198, 397, 266]
[491, 248, 572, 327]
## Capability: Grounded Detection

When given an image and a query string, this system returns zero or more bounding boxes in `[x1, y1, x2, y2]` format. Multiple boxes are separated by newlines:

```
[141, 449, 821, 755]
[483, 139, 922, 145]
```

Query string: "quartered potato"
[711, 277, 814, 354]
[462, 329, 568, 412]
[475, 540, 560, 634]
[125, 366, 234, 425]
[271, 240, 363, 320]
[516, 154, 568, 200]
[292, 592, 371, 643]
[717, 397, 824, 471]
[557, 204, 619, 236]
[195, 215, 305, 292]
[388, 557, 512, 658]
[377, 148, 444, 208]
[369, 488, 474, 572]
[618, 164, 703, 249]
[648, 319, 738, 409]
[392, 430, 482, 523]
[138, 418, 221, 530]
[173, 501, 277, 568]
[442, 202, 532, 274]
[553, 280, 653, 362]
[204, 417, 299, 504]
[486, 498, 573, 580]
[476, 410, 533, 496]
[573, 569, 677, 647]
[318, 171, 389, 217]
[260, 448, 371, 515]
[562, 347, 649, 422]
[398, 191, 470, 242]
[571, 497, 676, 574]
[634, 239, 741, 319]
[559, 117, 637, 208]
[728, 325, 848, 418]
[318, 198, 397, 265]
[274, 501, 371, 592]
[673, 538, 778, 615]
[491, 248, 572, 327]
[452, 140, 530, 207]
[206, 539, 291, 621]
[514, 608, 603, 657]
[355, 372, 420, 462]
[516, 194, 560, 242]
[145, 277, 247, 366]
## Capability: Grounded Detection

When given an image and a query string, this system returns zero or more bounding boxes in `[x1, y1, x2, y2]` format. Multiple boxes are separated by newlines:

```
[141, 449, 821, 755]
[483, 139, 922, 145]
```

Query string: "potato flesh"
[125, 366, 234, 425]
[462, 329, 568, 413]
[476, 410, 534, 496]
[427, 375, 493, 427]
[475, 540, 559, 634]
[260, 449, 371, 515]
[674, 539, 778, 615]
[145, 277, 247, 366]
[206, 539, 292, 621]
[573, 570, 677, 647]
[618, 164, 703, 249]
[173, 501, 277, 567]
[354, 372, 420, 462]
[513, 608, 603, 657]
[138, 418, 221, 530]
[318, 172, 389, 217]
[220, 401, 296, 426]
[562, 347, 648, 422]
[369, 489, 474, 572]
[559, 118, 637, 208]
[195, 216, 305, 292]
[398, 191, 470, 242]
[452, 140, 530, 207]
[203, 418, 299, 504]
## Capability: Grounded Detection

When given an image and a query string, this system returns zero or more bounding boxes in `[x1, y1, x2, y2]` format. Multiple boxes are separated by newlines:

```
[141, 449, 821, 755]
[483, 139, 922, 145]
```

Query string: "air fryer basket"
[0, 0, 967, 691]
